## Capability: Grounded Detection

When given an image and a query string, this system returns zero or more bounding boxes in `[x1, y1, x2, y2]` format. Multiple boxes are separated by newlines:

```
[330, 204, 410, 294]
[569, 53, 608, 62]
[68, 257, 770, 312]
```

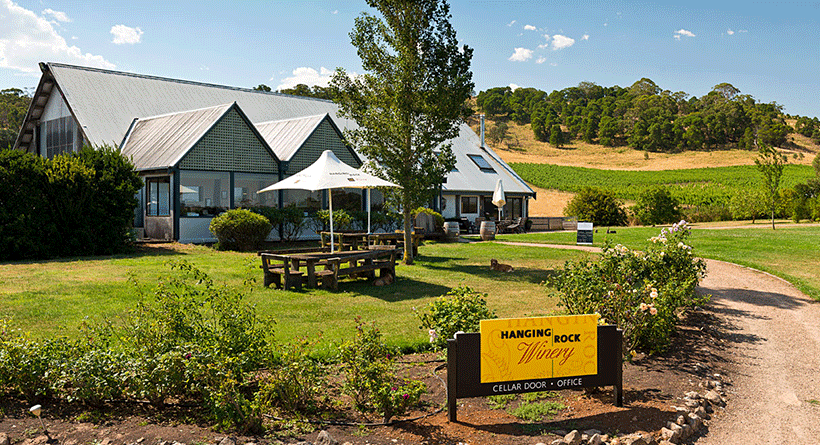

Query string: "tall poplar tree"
[331, 0, 474, 265]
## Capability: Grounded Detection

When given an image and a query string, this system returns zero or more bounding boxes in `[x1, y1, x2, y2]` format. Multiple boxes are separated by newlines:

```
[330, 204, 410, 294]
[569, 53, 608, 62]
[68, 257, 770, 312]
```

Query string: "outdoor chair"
[505, 217, 525, 234]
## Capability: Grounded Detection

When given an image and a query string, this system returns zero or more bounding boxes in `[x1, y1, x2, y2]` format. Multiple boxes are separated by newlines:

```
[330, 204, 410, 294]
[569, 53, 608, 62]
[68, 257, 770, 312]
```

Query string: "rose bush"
[553, 221, 708, 355]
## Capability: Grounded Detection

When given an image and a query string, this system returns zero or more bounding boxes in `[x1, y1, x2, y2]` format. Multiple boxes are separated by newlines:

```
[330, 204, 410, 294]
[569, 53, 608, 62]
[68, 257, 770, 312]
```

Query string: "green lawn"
[0, 242, 590, 351]
[3, 223, 816, 352]
[494, 222, 820, 301]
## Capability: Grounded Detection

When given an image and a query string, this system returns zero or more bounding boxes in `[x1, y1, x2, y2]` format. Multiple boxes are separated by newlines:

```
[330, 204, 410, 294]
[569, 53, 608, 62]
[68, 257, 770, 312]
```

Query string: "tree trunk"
[771, 209, 776, 230]
[403, 208, 414, 265]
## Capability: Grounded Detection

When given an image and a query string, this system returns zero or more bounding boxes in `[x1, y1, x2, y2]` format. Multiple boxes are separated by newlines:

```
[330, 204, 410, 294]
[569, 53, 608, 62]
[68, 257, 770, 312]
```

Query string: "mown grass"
[494, 222, 820, 301]
[0, 241, 590, 351]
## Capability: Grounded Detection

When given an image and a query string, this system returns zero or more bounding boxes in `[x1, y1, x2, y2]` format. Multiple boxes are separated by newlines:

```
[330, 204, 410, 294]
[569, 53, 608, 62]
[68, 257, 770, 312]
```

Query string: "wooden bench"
[314, 249, 397, 290]
[259, 253, 304, 291]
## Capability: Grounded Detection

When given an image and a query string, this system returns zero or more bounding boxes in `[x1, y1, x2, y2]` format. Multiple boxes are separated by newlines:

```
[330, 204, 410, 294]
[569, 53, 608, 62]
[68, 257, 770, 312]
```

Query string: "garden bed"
[0, 307, 729, 445]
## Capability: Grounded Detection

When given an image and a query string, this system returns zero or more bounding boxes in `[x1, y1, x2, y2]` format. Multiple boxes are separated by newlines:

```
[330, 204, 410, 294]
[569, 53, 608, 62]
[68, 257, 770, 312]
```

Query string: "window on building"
[180, 170, 230, 217]
[510, 197, 523, 218]
[146, 177, 170, 217]
[461, 196, 478, 214]
[467, 154, 495, 172]
[233, 173, 279, 208]
[43, 116, 77, 158]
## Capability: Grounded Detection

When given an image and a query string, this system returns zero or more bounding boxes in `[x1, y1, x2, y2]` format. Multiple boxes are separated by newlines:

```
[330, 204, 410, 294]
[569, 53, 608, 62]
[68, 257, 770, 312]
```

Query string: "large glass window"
[461, 196, 478, 214]
[467, 154, 495, 172]
[233, 173, 279, 208]
[283, 189, 322, 212]
[180, 170, 230, 217]
[146, 177, 170, 216]
[43, 116, 76, 158]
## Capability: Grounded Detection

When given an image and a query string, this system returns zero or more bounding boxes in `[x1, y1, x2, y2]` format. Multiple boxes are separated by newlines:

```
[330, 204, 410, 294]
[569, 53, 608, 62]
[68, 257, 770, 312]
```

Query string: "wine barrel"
[443, 221, 460, 242]
[479, 221, 496, 241]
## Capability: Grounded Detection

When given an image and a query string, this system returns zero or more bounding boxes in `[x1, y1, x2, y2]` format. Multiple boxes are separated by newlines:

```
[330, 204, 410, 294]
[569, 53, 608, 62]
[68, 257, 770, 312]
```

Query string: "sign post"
[447, 315, 622, 422]
[577, 222, 594, 245]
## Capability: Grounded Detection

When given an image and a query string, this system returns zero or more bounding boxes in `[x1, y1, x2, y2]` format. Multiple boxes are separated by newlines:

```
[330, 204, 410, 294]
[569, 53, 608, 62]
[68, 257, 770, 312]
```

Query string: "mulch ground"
[0, 308, 731, 445]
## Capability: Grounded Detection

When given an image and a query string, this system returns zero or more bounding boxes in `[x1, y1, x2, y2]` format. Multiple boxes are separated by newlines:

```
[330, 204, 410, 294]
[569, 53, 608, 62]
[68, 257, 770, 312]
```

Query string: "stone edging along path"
[498, 241, 820, 445]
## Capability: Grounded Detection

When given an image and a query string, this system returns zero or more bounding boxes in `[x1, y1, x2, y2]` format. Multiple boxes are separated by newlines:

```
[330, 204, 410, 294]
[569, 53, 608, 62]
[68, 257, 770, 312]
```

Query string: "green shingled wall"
[285, 118, 358, 174]
[180, 108, 278, 173]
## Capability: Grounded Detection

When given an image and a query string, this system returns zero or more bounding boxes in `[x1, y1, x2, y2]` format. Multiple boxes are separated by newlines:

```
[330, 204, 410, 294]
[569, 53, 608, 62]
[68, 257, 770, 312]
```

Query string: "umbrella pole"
[367, 189, 371, 235]
[329, 191, 335, 253]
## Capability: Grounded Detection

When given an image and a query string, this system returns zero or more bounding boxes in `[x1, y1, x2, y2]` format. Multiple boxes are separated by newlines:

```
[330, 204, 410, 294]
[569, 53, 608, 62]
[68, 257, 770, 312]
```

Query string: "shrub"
[257, 336, 327, 415]
[416, 286, 496, 351]
[631, 186, 681, 225]
[0, 146, 141, 260]
[313, 208, 353, 232]
[210, 208, 272, 251]
[564, 186, 627, 226]
[553, 221, 708, 355]
[339, 318, 425, 423]
[412, 207, 445, 232]
[251, 205, 308, 242]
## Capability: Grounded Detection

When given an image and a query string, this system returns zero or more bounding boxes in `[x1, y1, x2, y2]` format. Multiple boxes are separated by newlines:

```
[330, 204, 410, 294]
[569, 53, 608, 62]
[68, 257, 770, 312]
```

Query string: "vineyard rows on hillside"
[511, 162, 816, 207]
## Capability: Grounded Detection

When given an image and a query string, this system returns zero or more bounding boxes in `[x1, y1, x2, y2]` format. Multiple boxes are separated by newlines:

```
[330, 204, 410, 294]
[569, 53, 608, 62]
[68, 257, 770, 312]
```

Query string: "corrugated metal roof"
[40, 62, 534, 196]
[120, 103, 235, 170]
[255, 114, 327, 162]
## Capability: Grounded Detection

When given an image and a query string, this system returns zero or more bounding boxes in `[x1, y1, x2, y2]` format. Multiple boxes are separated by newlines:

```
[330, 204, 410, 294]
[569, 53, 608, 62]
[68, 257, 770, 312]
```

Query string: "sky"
[1, 0, 819, 117]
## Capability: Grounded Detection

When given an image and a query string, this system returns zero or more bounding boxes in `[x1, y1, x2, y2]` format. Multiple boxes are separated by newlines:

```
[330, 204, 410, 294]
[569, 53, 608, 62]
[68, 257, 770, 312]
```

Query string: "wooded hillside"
[476, 79, 820, 153]
[0, 88, 30, 150]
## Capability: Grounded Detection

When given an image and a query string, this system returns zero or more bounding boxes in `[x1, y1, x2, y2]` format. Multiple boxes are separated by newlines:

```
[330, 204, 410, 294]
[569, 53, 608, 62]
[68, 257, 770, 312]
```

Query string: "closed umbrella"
[258, 150, 401, 252]
[492, 179, 506, 221]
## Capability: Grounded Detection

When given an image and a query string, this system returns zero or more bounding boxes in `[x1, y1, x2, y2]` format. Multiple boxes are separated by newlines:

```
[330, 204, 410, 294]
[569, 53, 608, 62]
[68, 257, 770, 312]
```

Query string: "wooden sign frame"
[446, 324, 623, 422]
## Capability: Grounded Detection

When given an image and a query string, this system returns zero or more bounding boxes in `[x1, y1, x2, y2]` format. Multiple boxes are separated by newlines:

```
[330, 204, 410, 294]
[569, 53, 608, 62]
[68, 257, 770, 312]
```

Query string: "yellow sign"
[480, 314, 599, 383]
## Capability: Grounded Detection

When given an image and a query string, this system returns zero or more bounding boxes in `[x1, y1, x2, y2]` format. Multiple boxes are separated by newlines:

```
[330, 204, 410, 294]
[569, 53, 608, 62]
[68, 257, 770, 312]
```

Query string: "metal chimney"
[480, 114, 485, 147]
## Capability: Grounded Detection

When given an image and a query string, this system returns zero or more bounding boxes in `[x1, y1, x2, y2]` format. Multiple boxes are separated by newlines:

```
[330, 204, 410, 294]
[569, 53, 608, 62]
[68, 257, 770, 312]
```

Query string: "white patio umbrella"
[492, 179, 506, 221]
[257, 150, 401, 252]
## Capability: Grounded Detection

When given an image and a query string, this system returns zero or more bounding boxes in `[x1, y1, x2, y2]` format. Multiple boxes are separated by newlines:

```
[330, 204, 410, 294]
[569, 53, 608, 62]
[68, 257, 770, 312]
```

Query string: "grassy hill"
[467, 114, 819, 216]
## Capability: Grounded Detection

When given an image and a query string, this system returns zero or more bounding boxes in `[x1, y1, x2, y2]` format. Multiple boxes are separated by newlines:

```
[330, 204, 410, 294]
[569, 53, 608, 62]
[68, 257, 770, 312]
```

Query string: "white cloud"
[42, 8, 70, 23]
[582, 34, 590, 40]
[538, 34, 551, 49]
[110, 25, 143, 44]
[524, 24, 536, 31]
[507, 20, 516, 27]
[509, 83, 520, 91]
[551, 34, 575, 50]
[508, 47, 533, 62]
[332, 10, 339, 14]
[0, 0, 115, 75]
[275, 66, 337, 90]
[726, 29, 735, 35]
[674, 29, 695, 40]
[550, 62, 557, 67]
[536, 56, 547, 64]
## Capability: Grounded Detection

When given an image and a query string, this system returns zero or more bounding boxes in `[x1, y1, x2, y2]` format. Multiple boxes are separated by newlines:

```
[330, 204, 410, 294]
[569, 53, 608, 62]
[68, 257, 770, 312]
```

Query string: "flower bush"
[339, 318, 425, 423]
[415, 286, 496, 351]
[553, 221, 708, 355]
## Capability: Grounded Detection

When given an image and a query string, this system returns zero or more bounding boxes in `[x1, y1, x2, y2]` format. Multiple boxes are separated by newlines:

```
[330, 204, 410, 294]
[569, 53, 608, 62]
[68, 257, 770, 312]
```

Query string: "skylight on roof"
[467, 154, 495, 172]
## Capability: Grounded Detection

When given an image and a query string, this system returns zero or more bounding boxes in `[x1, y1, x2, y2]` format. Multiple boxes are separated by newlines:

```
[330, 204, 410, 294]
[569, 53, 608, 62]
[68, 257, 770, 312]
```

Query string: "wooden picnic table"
[259, 247, 398, 290]
[367, 232, 423, 256]
[319, 232, 369, 251]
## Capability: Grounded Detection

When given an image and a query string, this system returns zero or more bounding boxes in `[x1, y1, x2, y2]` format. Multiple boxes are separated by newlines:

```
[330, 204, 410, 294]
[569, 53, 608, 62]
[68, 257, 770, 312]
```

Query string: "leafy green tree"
[813, 152, 820, 176]
[755, 143, 787, 229]
[632, 186, 681, 225]
[253, 84, 272, 92]
[331, 0, 473, 264]
[549, 124, 564, 147]
[0, 88, 32, 149]
[564, 187, 627, 226]
[729, 189, 766, 223]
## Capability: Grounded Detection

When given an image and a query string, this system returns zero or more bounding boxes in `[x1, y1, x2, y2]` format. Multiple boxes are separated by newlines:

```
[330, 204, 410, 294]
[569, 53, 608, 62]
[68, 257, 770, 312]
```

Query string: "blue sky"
[1, 0, 818, 117]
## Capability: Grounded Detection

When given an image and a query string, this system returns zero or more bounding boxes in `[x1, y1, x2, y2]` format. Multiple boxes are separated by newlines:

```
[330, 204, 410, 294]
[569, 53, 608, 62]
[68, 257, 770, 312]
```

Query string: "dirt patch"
[0, 308, 727, 445]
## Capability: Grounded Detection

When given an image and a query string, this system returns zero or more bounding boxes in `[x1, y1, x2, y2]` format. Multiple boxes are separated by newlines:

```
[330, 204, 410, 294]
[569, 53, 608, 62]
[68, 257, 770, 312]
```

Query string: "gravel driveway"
[694, 259, 820, 443]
